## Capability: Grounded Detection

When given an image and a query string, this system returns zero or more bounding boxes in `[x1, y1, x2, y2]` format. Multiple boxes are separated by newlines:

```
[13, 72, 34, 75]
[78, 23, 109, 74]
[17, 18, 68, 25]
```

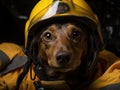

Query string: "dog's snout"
[56, 52, 70, 65]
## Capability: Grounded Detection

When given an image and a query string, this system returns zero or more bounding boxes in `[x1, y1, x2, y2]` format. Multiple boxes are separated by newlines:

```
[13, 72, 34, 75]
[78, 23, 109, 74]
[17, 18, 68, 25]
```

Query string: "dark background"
[0, 0, 120, 57]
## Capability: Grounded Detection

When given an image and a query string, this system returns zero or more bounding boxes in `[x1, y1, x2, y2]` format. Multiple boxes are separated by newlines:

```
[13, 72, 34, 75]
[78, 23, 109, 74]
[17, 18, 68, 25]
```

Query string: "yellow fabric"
[0, 43, 25, 60]
[19, 68, 39, 90]
[89, 61, 120, 90]
[0, 77, 8, 90]
[89, 50, 120, 90]
[0, 67, 39, 90]
[0, 43, 120, 90]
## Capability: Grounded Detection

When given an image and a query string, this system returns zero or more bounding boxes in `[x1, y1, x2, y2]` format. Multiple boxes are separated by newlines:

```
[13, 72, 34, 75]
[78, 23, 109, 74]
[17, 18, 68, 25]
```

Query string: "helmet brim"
[28, 16, 97, 37]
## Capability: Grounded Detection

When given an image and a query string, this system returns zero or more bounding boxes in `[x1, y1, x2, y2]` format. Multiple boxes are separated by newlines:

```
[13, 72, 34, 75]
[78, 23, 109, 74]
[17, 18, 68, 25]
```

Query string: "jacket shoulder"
[0, 42, 27, 74]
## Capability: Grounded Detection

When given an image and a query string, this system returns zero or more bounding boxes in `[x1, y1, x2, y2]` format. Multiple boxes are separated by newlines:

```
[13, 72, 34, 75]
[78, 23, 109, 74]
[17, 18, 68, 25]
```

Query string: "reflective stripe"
[41, 1, 59, 20]
[100, 83, 120, 90]
[1, 56, 27, 75]
[0, 50, 10, 71]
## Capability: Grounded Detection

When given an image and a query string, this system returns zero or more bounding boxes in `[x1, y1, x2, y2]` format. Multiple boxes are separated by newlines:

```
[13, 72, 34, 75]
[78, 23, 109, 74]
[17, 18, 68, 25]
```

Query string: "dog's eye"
[43, 32, 53, 41]
[71, 30, 81, 39]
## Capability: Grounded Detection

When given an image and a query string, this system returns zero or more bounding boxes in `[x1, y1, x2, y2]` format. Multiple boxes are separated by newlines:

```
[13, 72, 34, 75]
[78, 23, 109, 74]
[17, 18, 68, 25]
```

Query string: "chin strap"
[33, 64, 48, 81]
[33, 81, 45, 90]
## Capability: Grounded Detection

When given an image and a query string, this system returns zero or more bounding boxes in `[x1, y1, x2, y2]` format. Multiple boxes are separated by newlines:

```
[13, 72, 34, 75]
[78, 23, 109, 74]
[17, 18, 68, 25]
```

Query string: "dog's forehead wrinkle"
[49, 23, 62, 29]
[46, 24, 65, 35]
[57, 26, 71, 42]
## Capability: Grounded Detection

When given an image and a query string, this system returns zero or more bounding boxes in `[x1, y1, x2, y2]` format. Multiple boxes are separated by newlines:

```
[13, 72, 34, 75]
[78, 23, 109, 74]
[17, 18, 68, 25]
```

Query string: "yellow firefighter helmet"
[25, 0, 104, 48]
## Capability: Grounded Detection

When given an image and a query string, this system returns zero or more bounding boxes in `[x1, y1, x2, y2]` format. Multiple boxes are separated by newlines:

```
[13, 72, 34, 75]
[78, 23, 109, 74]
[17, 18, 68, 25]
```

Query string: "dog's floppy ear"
[72, 23, 102, 86]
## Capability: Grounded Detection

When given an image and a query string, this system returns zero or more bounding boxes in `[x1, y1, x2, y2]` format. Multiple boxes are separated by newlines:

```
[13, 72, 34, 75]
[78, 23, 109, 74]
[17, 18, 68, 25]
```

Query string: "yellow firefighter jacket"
[0, 42, 120, 90]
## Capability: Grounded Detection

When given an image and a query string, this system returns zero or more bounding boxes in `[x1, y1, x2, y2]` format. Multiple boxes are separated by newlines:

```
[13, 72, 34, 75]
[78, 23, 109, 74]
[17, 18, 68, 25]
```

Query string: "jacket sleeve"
[0, 42, 25, 71]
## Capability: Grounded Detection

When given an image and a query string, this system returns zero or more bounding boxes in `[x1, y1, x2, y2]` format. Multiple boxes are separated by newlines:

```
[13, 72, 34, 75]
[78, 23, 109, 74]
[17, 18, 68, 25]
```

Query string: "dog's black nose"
[56, 52, 70, 65]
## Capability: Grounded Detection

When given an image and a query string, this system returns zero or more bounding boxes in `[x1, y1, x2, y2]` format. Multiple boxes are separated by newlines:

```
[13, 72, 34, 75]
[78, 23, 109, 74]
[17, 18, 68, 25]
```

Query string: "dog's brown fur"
[36, 23, 88, 80]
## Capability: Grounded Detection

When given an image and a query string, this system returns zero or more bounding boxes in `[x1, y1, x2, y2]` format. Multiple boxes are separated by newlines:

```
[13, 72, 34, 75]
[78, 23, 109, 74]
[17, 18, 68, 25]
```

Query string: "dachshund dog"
[32, 22, 88, 83]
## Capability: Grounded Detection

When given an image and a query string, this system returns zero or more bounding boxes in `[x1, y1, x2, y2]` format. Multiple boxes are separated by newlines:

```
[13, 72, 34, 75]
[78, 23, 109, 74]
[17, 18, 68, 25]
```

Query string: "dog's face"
[37, 23, 88, 78]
